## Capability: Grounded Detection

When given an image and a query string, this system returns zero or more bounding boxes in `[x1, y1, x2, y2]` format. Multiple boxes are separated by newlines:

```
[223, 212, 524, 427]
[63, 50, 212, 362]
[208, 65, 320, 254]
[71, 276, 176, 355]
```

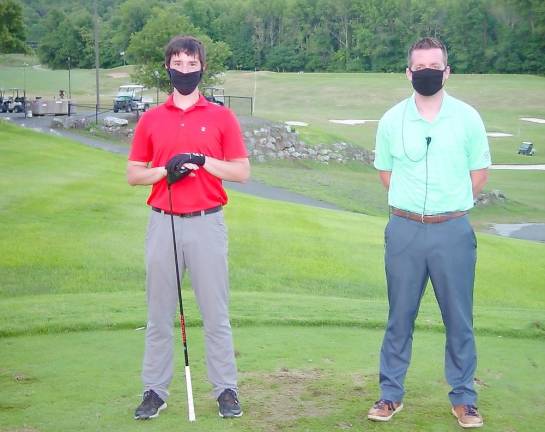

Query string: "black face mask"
[168, 68, 202, 95]
[410, 68, 446, 96]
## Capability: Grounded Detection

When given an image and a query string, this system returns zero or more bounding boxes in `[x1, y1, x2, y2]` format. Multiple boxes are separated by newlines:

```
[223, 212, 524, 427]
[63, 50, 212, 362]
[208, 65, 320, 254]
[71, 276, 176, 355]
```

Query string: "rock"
[103, 116, 128, 127]
[475, 190, 506, 206]
[50, 118, 65, 129]
[237, 117, 375, 165]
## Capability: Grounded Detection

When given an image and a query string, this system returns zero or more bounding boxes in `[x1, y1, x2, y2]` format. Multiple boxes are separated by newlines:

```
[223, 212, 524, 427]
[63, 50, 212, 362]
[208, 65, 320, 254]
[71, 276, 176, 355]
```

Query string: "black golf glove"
[185, 152, 206, 166]
[166, 154, 192, 185]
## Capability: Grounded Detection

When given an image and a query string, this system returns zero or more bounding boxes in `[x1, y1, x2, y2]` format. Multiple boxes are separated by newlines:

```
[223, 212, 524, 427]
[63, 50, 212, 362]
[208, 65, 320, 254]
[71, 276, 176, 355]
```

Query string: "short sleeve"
[374, 116, 393, 171]
[221, 109, 248, 160]
[129, 113, 153, 162]
[466, 110, 491, 170]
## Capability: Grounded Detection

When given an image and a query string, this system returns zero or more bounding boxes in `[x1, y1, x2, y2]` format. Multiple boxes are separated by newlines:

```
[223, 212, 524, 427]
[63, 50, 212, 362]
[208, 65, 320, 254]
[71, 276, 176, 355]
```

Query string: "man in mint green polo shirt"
[367, 37, 490, 429]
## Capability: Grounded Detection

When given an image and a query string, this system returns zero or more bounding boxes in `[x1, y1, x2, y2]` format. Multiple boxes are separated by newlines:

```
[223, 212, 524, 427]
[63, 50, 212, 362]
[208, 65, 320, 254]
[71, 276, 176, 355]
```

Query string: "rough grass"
[1, 117, 544, 432]
[249, 158, 545, 224]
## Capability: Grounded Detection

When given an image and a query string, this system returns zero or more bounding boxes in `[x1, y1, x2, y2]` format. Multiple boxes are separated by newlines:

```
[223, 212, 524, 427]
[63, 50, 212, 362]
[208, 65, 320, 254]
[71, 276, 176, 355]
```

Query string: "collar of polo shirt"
[406, 91, 456, 122]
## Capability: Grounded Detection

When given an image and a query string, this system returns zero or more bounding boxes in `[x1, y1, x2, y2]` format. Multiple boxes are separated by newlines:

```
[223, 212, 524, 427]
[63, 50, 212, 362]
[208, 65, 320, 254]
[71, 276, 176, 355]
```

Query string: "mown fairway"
[1, 121, 544, 431]
[2, 54, 544, 164]
[223, 70, 545, 165]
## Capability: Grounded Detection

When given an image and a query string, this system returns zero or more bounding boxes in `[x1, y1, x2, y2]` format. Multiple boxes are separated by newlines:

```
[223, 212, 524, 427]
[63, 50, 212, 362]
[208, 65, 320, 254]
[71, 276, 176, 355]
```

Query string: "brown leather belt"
[392, 208, 467, 224]
[152, 205, 222, 218]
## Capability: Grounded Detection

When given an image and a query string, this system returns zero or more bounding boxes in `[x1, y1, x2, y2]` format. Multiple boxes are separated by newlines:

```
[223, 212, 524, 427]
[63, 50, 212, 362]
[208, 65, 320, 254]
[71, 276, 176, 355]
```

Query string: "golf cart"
[2, 88, 26, 113]
[113, 85, 151, 113]
[203, 87, 225, 106]
[517, 141, 536, 156]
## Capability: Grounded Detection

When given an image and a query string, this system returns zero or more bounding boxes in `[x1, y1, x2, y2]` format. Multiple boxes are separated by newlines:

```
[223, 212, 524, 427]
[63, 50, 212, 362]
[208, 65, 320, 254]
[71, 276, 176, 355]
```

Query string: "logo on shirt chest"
[200, 126, 206, 133]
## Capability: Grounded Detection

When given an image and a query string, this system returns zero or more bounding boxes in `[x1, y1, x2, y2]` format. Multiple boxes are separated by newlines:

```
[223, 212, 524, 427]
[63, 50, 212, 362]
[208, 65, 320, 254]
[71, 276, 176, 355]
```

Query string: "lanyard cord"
[401, 98, 432, 220]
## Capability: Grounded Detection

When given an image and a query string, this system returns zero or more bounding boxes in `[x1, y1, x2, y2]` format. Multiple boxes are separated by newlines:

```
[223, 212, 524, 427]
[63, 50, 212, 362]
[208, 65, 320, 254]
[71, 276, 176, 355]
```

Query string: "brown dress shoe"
[452, 404, 484, 428]
[367, 399, 403, 421]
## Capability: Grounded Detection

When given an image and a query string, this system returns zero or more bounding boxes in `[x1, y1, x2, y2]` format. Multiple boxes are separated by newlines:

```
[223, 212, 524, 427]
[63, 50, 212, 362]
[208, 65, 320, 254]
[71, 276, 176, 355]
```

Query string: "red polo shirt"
[129, 94, 248, 213]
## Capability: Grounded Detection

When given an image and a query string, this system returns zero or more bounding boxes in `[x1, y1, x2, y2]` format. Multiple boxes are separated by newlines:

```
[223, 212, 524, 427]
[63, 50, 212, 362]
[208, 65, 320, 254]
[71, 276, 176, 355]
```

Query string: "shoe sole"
[367, 403, 404, 422]
[218, 410, 243, 418]
[451, 408, 483, 428]
[134, 402, 167, 420]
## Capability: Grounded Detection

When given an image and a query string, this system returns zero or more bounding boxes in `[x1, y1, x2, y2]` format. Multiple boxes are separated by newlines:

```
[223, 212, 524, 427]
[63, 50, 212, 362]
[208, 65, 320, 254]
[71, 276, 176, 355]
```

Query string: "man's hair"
[407, 37, 448, 68]
[164, 35, 206, 67]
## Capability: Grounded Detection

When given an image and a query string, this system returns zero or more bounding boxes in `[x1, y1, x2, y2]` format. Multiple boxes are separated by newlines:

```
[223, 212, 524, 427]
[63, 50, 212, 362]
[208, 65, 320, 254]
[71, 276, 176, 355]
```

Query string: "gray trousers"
[142, 209, 238, 401]
[379, 214, 478, 406]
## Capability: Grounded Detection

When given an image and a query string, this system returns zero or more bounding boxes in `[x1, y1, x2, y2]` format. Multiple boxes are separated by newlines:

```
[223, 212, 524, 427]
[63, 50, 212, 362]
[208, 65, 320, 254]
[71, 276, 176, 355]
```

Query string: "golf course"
[1, 54, 544, 431]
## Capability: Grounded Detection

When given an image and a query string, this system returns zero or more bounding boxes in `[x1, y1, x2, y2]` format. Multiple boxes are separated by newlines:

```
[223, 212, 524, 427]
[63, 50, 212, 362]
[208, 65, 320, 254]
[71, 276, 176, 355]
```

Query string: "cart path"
[490, 164, 545, 170]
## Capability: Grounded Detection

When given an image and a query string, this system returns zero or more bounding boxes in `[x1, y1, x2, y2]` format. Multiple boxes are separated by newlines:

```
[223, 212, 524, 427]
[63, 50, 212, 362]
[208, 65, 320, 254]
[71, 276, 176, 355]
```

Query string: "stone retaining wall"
[240, 119, 374, 165]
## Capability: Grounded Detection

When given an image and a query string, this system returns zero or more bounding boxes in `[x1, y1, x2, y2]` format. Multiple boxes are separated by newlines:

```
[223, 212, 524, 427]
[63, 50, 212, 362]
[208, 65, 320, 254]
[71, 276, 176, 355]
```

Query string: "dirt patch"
[239, 368, 374, 431]
[240, 368, 332, 431]
[107, 72, 129, 79]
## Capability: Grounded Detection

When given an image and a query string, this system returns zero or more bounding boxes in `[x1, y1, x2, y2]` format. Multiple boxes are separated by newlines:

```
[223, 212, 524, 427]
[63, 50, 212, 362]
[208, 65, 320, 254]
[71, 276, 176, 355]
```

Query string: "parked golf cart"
[517, 141, 536, 156]
[203, 86, 225, 106]
[113, 85, 151, 113]
[2, 88, 26, 113]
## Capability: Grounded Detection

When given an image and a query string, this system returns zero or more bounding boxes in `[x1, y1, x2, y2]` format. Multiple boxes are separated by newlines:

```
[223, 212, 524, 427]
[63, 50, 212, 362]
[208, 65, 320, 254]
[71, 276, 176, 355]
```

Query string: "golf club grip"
[185, 366, 196, 422]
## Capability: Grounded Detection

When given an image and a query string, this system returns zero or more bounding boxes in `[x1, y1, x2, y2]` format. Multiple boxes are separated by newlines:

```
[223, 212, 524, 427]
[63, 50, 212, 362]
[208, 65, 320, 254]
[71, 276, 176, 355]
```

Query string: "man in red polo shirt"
[127, 35, 250, 420]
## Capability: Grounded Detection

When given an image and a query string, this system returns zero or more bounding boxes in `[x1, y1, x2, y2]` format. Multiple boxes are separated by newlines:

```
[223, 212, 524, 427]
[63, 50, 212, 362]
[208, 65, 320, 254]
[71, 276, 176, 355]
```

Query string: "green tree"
[99, 0, 164, 68]
[0, 0, 27, 53]
[265, 43, 304, 71]
[127, 5, 231, 92]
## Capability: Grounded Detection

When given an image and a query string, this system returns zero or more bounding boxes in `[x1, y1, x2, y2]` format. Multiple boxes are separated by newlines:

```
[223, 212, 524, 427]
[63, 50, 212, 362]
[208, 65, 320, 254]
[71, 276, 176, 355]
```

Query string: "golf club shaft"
[167, 184, 196, 422]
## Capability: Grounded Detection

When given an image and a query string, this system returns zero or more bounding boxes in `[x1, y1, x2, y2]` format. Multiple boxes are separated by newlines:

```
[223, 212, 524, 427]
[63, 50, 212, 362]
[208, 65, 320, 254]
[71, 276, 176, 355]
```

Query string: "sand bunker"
[329, 119, 378, 125]
[520, 117, 545, 124]
[487, 132, 513, 137]
[285, 121, 308, 127]
[107, 72, 129, 79]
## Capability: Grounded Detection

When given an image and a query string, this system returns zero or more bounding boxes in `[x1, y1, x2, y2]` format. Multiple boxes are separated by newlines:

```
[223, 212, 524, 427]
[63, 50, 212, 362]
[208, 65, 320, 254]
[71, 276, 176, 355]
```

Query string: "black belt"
[152, 205, 222, 218]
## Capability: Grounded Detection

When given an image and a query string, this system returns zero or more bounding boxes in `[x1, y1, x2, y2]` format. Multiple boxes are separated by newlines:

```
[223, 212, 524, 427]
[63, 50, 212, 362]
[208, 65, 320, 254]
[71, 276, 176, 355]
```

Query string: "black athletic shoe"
[134, 390, 167, 420]
[217, 388, 243, 418]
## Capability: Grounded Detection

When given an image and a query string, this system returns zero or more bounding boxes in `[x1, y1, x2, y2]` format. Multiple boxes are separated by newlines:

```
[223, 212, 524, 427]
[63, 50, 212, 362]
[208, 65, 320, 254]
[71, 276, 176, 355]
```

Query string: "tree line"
[5, 0, 545, 75]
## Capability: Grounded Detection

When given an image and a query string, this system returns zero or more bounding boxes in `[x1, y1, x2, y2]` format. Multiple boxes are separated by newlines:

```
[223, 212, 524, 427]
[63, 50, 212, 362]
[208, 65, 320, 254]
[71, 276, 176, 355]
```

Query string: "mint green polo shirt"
[374, 92, 491, 214]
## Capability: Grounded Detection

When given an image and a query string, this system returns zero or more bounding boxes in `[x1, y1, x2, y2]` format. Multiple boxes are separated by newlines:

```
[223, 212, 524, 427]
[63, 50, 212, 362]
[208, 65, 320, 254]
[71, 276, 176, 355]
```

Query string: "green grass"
[2, 54, 544, 164]
[1, 102, 545, 431]
[0, 55, 162, 106]
[249, 158, 545, 224]
[1, 327, 544, 432]
[224, 71, 545, 164]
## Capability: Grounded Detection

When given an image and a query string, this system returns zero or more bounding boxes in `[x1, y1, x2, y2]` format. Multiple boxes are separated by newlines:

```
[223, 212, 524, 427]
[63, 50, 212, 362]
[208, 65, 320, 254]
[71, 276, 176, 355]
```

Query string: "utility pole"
[94, 0, 100, 110]
[154, 70, 160, 106]
[68, 56, 71, 99]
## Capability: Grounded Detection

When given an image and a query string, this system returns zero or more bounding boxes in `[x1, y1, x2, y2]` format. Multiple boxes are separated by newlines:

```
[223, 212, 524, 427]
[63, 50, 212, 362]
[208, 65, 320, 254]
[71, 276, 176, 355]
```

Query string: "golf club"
[167, 183, 196, 422]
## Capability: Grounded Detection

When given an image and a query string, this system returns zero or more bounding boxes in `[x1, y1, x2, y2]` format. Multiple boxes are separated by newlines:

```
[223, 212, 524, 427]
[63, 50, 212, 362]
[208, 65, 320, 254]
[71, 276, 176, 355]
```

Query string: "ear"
[443, 65, 451, 81]
[406, 67, 412, 82]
